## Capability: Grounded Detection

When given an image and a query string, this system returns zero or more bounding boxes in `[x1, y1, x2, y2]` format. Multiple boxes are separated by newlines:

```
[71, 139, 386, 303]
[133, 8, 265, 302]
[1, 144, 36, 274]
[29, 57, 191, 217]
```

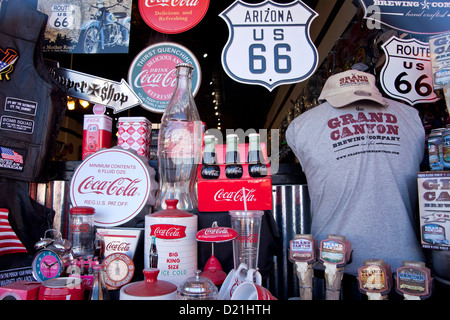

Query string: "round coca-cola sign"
[127, 42, 201, 113]
[70, 147, 157, 227]
[196, 227, 237, 243]
[138, 0, 209, 34]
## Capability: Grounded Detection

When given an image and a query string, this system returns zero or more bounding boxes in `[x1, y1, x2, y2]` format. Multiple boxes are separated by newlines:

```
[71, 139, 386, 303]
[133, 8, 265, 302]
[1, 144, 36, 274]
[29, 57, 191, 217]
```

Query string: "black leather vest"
[0, 0, 66, 182]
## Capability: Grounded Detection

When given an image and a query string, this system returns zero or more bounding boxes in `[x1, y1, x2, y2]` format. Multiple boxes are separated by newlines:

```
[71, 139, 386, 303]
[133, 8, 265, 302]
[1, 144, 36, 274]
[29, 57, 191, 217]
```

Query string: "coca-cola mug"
[217, 263, 262, 300]
[230, 282, 277, 300]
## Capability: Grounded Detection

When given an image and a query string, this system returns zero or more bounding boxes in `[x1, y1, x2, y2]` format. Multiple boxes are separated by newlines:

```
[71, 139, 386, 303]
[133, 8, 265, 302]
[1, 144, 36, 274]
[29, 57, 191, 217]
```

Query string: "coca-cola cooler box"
[197, 142, 272, 212]
[82, 114, 113, 160]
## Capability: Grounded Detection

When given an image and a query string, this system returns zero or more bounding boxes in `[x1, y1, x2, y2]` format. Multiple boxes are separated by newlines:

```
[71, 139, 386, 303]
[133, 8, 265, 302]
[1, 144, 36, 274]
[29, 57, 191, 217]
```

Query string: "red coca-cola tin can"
[38, 277, 85, 300]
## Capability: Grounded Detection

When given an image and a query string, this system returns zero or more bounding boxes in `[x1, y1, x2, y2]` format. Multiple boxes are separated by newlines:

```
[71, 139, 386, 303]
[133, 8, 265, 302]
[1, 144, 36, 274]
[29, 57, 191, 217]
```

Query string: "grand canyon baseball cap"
[318, 70, 387, 108]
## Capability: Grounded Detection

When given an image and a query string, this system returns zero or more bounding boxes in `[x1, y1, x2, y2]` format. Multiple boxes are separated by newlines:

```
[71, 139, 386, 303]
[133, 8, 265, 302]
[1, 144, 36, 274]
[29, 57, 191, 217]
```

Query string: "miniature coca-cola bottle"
[248, 133, 268, 178]
[201, 135, 220, 179]
[149, 235, 158, 268]
[225, 134, 243, 179]
[89, 264, 110, 300]
[156, 63, 202, 212]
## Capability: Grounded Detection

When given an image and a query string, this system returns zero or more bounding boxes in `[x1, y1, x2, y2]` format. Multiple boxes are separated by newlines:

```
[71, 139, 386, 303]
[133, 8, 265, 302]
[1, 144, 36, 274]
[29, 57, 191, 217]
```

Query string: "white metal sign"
[380, 36, 439, 105]
[220, 0, 318, 91]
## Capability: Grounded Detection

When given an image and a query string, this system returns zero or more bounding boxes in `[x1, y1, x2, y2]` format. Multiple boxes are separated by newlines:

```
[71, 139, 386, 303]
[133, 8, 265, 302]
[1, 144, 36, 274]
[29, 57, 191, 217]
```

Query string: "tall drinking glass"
[229, 210, 263, 270]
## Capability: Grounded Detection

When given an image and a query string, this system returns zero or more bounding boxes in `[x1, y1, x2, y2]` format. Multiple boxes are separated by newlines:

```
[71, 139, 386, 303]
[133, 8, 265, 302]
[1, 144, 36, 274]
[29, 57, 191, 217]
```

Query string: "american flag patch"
[0, 147, 23, 164]
[0, 60, 9, 72]
[0, 208, 27, 256]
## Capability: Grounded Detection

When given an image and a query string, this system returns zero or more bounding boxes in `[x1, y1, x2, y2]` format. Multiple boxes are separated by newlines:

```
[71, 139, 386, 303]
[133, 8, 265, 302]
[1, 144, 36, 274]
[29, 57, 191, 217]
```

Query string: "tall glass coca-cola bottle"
[201, 135, 220, 179]
[156, 63, 202, 212]
[248, 133, 268, 178]
[225, 134, 243, 179]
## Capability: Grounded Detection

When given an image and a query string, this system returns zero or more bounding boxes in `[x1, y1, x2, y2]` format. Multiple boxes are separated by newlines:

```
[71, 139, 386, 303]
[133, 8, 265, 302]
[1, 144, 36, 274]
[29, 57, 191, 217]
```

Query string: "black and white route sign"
[220, 0, 319, 91]
[380, 36, 439, 105]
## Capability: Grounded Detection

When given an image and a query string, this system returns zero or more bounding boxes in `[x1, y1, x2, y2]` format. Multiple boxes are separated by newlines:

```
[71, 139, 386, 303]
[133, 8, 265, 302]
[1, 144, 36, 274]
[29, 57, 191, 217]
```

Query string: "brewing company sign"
[128, 42, 201, 113]
[70, 147, 157, 227]
[359, 0, 450, 35]
[380, 36, 439, 105]
[220, 0, 319, 91]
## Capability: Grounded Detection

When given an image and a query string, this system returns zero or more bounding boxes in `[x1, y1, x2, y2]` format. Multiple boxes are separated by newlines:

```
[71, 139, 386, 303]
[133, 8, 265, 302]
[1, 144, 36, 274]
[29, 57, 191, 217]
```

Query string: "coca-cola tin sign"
[196, 227, 238, 242]
[138, 0, 210, 34]
[70, 147, 158, 227]
[128, 42, 201, 113]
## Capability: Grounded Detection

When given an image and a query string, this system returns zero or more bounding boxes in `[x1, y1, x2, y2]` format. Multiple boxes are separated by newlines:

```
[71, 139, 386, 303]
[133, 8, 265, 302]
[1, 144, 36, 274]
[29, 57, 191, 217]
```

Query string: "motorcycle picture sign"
[380, 36, 439, 105]
[220, 0, 319, 91]
[37, 0, 132, 54]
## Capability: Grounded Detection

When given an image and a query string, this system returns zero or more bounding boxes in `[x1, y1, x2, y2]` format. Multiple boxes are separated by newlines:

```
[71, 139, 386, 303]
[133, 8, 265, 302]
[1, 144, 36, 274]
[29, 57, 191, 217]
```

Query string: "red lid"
[69, 206, 95, 215]
[152, 199, 193, 218]
[124, 269, 177, 297]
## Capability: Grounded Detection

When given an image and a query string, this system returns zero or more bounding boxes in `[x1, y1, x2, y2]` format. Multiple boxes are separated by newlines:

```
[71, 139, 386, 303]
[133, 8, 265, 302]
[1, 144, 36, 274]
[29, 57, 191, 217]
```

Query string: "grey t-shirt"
[286, 99, 425, 275]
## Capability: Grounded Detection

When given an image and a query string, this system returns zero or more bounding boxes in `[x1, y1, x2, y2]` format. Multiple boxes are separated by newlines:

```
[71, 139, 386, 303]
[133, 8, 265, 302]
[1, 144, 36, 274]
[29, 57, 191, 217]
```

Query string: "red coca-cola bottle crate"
[197, 142, 272, 212]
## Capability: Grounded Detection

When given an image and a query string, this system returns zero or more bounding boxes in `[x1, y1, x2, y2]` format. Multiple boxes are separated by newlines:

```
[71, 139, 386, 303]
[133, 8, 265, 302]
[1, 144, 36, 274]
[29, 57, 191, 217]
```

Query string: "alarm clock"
[103, 252, 135, 289]
[31, 229, 73, 282]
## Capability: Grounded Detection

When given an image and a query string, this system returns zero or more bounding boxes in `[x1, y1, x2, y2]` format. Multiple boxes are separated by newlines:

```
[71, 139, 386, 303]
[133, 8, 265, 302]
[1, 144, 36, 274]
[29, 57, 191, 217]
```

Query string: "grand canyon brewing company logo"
[70, 148, 154, 227]
[127, 42, 201, 114]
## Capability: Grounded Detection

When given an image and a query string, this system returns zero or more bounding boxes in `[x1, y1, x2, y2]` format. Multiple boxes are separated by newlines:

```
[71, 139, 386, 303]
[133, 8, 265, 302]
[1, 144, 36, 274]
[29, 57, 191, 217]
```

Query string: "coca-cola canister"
[117, 117, 152, 159]
[38, 277, 85, 300]
[145, 199, 197, 286]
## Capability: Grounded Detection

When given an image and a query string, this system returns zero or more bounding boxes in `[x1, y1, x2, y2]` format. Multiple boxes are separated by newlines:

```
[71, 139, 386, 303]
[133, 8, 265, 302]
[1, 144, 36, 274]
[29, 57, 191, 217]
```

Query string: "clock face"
[32, 250, 62, 282]
[103, 253, 134, 289]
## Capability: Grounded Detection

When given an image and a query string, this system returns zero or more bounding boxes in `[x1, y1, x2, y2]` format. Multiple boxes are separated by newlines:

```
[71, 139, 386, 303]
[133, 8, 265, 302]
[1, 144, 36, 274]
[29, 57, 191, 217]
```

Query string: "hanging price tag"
[380, 36, 439, 105]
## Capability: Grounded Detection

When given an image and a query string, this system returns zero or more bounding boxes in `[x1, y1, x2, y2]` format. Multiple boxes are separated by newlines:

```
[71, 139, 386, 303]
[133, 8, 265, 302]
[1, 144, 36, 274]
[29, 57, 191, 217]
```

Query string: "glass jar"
[176, 270, 218, 300]
[69, 206, 95, 257]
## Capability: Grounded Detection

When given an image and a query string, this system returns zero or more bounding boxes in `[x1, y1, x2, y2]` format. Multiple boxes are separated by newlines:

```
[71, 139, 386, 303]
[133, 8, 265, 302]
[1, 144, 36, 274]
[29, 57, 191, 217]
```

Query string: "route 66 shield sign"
[380, 36, 438, 105]
[220, 0, 318, 91]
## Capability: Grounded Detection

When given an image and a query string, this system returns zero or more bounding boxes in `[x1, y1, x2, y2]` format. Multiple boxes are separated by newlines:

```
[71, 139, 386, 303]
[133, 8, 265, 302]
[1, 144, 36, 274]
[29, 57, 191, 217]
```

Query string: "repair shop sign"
[220, 0, 318, 91]
[380, 36, 439, 105]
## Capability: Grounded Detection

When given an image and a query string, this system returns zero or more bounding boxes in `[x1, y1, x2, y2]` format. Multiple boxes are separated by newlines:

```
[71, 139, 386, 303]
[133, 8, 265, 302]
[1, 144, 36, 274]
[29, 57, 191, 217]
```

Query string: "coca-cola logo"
[128, 42, 201, 113]
[214, 188, 256, 202]
[150, 224, 187, 239]
[105, 241, 131, 252]
[235, 234, 259, 244]
[77, 176, 141, 196]
[138, 0, 209, 34]
[196, 227, 238, 242]
[70, 223, 90, 233]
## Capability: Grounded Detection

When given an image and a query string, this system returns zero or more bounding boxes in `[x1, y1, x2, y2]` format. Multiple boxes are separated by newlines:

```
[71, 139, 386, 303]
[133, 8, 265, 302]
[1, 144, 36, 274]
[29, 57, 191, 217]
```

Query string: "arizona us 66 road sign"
[220, 0, 319, 91]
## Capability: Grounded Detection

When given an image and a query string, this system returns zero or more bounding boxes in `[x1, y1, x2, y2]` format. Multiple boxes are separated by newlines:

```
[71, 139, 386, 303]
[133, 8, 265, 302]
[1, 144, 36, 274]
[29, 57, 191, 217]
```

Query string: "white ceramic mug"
[217, 263, 262, 300]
